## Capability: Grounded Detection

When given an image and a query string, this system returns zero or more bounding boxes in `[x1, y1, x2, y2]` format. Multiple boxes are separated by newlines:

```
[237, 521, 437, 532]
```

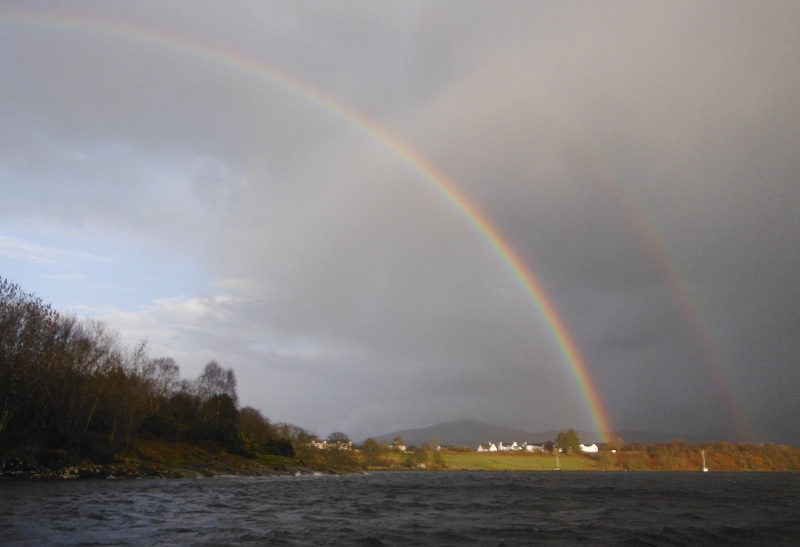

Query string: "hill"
[368, 420, 708, 447]
[369, 419, 572, 447]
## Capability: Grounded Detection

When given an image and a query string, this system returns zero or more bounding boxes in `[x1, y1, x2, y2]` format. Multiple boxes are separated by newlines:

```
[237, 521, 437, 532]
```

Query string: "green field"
[441, 452, 598, 471]
[381, 450, 599, 471]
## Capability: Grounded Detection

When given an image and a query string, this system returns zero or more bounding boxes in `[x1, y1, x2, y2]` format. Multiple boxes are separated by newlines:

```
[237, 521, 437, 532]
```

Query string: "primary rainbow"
[1, 10, 615, 441]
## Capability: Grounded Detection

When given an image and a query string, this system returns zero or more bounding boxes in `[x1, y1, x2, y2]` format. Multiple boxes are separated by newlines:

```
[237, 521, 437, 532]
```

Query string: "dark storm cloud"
[1, 1, 798, 442]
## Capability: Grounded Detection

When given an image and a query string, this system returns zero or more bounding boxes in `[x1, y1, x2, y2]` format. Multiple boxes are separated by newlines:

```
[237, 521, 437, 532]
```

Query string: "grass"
[123, 439, 306, 476]
[441, 451, 598, 471]
[379, 450, 599, 471]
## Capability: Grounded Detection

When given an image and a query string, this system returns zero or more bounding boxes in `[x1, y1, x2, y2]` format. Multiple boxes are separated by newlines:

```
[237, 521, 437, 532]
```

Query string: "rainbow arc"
[15, 9, 774, 442]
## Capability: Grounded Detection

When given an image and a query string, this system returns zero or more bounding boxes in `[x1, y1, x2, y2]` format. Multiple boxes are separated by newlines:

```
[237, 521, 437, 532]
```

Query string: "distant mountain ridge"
[368, 420, 545, 448]
[367, 419, 708, 447]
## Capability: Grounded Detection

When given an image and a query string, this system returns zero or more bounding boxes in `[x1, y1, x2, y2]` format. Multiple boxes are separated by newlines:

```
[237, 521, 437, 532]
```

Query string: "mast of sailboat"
[702, 449, 709, 472]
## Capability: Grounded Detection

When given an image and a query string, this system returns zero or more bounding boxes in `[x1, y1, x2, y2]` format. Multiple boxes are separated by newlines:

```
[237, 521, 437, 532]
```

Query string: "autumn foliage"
[0, 278, 293, 470]
[607, 439, 800, 471]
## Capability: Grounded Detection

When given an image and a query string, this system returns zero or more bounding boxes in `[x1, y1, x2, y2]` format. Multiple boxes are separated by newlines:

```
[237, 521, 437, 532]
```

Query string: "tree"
[412, 446, 429, 466]
[238, 406, 277, 447]
[403, 446, 429, 468]
[327, 431, 351, 445]
[603, 437, 625, 452]
[0, 278, 275, 464]
[0, 279, 62, 434]
[392, 436, 405, 447]
[325, 432, 354, 467]
[431, 449, 447, 469]
[196, 361, 238, 422]
[197, 362, 237, 405]
[145, 357, 180, 412]
[361, 438, 382, 467]
[556, 429, 581, 454]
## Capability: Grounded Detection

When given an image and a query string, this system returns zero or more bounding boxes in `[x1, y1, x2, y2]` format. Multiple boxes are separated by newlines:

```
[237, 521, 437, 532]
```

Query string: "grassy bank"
[370, 442, 800, 472]
[123, 439, 314, 476]
[440, 452, 596, 471]
[0, 439, 340, 479]
[378, 449, 597, 471]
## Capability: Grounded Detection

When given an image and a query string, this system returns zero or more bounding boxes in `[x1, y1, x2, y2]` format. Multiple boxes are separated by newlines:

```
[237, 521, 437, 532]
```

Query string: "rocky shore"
[0, 455, 336, 480]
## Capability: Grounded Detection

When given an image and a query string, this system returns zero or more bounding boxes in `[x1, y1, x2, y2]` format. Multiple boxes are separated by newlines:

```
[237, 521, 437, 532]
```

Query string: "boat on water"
[702, 449, 709, 472]
[554, 451, 561, 471]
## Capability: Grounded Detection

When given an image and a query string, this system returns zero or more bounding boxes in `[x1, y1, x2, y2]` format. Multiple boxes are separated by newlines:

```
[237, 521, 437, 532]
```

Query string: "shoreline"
[0, 446, 347, 480]
[0, 460, 345, 480]
[4, 460, 794, 480]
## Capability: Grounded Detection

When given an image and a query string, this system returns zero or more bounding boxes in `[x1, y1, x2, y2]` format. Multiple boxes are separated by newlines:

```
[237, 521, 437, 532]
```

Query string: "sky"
[1, 1, 798, 444]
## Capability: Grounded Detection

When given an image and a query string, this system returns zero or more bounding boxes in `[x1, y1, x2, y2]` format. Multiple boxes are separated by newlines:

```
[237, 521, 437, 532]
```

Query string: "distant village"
[306, 438, 600, 454]
[475, 441, 599, 453]
[213, 432, 800, 473]
[308, 439, 354, 450]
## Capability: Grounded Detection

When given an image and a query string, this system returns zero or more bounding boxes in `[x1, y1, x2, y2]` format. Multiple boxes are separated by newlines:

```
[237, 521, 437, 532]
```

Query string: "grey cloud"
[1, 1, 798, 443]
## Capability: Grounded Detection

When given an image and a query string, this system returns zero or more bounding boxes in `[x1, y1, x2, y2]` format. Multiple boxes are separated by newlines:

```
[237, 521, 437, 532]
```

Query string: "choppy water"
[1, 471, 798, 546]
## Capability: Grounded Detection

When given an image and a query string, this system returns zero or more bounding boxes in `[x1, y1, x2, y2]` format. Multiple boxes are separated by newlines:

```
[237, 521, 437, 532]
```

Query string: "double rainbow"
[25, 10, 775, 443]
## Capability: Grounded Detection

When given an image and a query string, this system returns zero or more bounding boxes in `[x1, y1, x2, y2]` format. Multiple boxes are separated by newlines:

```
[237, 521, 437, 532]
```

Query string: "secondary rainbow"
[604, 176, 754, 440]
[551, 114, 754, 442]
[1, 10, 615, 441]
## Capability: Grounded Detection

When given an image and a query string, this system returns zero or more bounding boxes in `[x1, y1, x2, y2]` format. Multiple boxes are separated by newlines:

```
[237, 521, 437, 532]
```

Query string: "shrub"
[623, 453, 647, 471]
[264, 438, 295, 457]
[137, 414, 180, 440]
[597, 453, 614, 470]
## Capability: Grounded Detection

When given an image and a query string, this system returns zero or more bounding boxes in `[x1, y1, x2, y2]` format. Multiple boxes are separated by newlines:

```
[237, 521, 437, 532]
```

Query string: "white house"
[496, 441, 522, 452]
[475, 441, 545, 453]
[579, 443, 599, 453]
[309, 440, 354, 451]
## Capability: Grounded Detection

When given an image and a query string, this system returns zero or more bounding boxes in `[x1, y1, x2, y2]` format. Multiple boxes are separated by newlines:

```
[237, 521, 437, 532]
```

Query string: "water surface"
[2, 471, 798, 546]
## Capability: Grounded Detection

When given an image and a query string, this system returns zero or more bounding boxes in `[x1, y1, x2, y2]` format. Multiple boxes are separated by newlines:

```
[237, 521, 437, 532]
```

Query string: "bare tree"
[196, 361, 238, 422]
[0, 279, 61, 433]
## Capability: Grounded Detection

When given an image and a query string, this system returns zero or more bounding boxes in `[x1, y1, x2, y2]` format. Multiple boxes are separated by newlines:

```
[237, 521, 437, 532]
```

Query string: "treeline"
[359, 437, 447, 469]
[0, 279, 293, 468]
[604, 439, 800, 471]
[556, 430, 800, 471]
